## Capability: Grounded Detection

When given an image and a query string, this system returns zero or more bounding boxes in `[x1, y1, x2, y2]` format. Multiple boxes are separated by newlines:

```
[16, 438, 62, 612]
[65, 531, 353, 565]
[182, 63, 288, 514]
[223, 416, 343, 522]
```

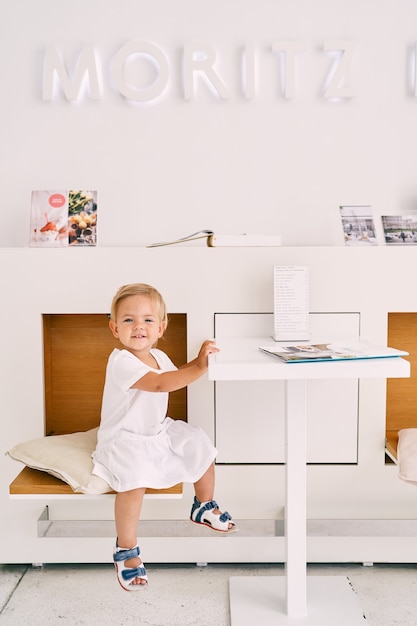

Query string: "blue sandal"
[113, 542, 148, 591]
[190, 496, 238, 533]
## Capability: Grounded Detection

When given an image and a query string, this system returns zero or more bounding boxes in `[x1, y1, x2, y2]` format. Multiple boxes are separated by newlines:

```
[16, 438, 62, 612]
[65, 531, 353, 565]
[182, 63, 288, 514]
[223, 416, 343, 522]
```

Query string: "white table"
[208, 338, 410, 626]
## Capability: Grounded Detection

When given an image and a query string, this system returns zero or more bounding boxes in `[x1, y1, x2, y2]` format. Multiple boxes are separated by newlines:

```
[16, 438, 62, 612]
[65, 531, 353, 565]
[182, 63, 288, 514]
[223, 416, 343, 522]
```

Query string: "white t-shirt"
[98, 347, 176, 438]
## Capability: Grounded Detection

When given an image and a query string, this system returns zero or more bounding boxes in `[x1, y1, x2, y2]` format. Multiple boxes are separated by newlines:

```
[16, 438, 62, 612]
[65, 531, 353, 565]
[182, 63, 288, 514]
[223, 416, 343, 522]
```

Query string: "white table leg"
[229, 375, 366, 625]
[285, 379, 307, 617]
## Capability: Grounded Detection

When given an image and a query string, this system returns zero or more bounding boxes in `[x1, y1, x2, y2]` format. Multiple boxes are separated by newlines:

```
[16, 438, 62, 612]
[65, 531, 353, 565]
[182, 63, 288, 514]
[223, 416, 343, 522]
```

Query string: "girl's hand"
[197, 340, 220, 367]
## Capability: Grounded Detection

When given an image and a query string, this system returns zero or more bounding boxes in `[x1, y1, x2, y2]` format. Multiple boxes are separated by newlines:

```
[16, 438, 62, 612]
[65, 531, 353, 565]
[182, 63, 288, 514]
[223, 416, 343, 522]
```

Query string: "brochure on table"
[259, 342, 409, 364]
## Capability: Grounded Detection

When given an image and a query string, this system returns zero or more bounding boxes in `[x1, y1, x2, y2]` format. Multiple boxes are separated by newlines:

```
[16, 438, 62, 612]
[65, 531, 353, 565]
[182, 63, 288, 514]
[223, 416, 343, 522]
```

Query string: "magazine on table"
[258, 342, 408, 364]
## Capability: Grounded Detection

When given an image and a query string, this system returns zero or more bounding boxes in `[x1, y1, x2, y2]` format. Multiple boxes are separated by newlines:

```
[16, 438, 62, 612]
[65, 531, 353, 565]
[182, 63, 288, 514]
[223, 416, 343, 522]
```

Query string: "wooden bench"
[385, 430, 399, 463]
[9, 466, 182, 496]
[9, 313, 187, 497]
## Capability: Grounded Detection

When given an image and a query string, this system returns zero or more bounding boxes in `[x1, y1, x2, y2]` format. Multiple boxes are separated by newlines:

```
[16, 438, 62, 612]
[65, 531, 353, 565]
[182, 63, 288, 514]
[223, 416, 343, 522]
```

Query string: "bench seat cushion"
[7, 428, 112, 494]
[398, 428, 417, 486]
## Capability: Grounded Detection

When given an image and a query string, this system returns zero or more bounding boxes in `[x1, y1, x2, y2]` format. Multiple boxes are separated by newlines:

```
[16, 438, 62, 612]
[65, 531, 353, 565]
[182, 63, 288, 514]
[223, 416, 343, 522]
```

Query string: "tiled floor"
[1, 562, 417, 625]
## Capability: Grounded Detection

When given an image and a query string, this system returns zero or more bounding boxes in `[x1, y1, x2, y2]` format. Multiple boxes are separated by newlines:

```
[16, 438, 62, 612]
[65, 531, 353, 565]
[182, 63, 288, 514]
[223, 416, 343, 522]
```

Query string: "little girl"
[92, 283, 237, 591]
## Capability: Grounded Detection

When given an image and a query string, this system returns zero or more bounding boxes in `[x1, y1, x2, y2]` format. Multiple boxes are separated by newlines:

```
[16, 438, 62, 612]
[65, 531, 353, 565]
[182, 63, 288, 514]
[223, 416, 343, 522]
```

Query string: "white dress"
[92, 348, 217, 492]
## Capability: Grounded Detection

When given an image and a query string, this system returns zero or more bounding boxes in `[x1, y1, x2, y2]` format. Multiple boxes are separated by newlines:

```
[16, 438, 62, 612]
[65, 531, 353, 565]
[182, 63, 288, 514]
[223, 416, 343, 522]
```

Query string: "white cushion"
[7, 427, 112, 495]
[398, 428, 417, 486]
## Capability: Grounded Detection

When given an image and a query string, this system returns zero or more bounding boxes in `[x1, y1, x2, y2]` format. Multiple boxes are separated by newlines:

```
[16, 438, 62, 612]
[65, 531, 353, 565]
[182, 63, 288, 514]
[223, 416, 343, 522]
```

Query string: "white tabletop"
[208, 337, 410, 381]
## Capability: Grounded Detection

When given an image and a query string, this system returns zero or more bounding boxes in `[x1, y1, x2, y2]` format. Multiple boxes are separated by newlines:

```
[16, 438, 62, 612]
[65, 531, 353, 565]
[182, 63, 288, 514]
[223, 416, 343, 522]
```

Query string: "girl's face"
[109, 294, 165, 356]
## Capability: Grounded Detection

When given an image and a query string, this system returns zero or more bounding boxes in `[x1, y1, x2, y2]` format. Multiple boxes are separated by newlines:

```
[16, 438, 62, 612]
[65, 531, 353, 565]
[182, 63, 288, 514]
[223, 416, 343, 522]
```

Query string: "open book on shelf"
[259, 342, 408, 364]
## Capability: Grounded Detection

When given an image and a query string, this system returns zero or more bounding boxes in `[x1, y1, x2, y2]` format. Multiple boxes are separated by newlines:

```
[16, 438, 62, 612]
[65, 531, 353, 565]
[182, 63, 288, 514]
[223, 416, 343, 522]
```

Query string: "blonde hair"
[110, 283, 168, 331]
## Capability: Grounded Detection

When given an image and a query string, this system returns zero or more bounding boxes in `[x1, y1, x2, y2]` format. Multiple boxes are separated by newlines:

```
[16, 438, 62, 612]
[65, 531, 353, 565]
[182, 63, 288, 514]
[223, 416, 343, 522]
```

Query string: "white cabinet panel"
[214, 313, 360, 464]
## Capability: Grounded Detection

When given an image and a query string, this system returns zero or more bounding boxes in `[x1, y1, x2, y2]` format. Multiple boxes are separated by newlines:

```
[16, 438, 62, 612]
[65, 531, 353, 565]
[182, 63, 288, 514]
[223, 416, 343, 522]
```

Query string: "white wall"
[1, 0, 417, 247]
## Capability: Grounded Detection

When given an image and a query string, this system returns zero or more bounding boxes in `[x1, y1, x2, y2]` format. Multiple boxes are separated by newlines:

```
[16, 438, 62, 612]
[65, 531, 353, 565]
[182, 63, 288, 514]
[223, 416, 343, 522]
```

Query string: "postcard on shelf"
[259, 342, 409, 364]
[30, 190, 97, 247]
[381, 215, 417, 245]
[339, 205, 378, 246]
[273, 266, 310, 342]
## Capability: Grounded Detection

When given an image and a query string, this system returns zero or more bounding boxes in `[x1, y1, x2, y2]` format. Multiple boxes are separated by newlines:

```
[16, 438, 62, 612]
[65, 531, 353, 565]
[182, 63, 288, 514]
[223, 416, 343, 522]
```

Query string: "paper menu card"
[273, 266, 310, 342]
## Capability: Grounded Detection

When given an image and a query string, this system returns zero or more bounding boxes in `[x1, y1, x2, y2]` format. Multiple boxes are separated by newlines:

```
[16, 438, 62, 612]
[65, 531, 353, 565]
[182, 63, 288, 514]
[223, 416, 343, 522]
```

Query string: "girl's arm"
[131, 340, 219, 393]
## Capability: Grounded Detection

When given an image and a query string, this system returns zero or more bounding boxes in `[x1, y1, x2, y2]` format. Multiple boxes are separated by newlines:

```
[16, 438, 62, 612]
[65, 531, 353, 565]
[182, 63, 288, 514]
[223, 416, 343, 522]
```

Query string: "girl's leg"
[194, 462, 215, 502]
[115, 488, 146, 586]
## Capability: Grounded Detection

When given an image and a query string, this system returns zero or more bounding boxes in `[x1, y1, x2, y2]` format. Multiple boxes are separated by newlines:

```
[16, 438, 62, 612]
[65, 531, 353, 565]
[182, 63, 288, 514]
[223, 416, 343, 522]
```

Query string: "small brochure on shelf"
[259, 342, 408, 364]
[339, 205, 377, 245]
[381, 215, 417, 244]
[30, 190, 97, 247]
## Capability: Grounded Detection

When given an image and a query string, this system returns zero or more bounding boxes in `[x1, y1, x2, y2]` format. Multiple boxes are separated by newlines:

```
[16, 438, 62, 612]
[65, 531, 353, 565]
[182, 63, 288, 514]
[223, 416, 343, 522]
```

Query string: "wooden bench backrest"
[386, 312, 417, 461]
[386, 312, 417, 431]
[43, 313, 187, 435]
